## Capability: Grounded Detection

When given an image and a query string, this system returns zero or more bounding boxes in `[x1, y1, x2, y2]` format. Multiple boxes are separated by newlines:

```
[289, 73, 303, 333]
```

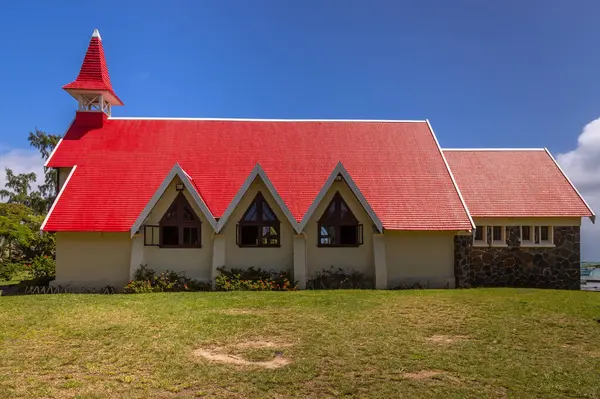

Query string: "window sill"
[317, 245, 362, 248]
[520, 243, 555, 248]
[473, 241, 488, 247]
[158, 245, 202, 249]
[237, 245, 281, 248]
[491, 243, 507, 248]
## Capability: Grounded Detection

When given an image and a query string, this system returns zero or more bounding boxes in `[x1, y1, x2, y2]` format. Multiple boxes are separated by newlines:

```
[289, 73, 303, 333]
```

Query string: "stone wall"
[454, 226, 580, 290]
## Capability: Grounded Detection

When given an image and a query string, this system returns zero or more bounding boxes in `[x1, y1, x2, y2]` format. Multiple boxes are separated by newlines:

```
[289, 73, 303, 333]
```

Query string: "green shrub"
[124, 279, 157, 294]
[306, 266, 371, 289]
[215, 266, 296, 291]
[0, 262, 21, 281]
[184, 279, 212, 292]
[29, 255, 55, 280]
[133, 264, 155, 281]
[124, 264, 211, 294]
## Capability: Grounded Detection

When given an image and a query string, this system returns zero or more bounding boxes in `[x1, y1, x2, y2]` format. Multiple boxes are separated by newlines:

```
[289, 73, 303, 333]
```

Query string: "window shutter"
[358, 224, 364, 245]
[236, 223, 240, 246]
[144, 225, 159, 246]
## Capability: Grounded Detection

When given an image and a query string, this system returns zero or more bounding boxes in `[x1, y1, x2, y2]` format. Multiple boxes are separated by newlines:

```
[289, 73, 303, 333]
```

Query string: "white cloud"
[557, 118, 600, 262]
[0, 148, 45, 193]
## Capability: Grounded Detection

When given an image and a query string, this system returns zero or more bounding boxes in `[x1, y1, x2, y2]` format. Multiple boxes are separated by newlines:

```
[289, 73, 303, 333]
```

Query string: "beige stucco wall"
[304, 181, 375, 279]
[385, 230, 455, 289]
[57, 167, 73, 191]
[141, 177, 213, 281]
[221, 178, 294, 272]
[473, 217, 581, 226]
[55, 232, 131, 288]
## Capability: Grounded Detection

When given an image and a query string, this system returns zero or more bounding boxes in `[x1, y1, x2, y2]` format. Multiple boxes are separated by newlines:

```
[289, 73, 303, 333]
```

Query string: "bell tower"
[63, 29, 123, 116]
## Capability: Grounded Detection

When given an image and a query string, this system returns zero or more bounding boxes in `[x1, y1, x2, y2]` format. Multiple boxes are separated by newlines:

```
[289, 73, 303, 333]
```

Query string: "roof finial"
[91, 29, 101, 40]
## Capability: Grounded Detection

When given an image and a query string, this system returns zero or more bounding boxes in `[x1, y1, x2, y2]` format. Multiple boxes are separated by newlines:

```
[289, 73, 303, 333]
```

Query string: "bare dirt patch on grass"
[403, 370, 448, 380]
[193, 339, 292, 369]
[193, 348, 289, 369]
[588, 351, 600, 358]
[215, 308, 264, 316]
[235, 340, 292, 349]
[425, 334, 470, 344]
[403, 370, 463, 385]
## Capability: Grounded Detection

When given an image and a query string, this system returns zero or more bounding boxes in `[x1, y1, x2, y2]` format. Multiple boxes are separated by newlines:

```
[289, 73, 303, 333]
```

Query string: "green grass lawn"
[0, 289, 599, 398]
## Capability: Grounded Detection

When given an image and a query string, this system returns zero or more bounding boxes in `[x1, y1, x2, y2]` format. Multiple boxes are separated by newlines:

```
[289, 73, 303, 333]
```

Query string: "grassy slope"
[0, 289, 599, 398]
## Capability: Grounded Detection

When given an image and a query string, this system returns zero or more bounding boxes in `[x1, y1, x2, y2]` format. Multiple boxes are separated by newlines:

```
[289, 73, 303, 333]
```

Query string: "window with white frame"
[519, 225, 553, 246]
[491, 226, 505, 245]
[535, 225, 552, 245]
[473, 225, 506, 246]
[473, 226, 487, 246]
[520, 225, 533, 245]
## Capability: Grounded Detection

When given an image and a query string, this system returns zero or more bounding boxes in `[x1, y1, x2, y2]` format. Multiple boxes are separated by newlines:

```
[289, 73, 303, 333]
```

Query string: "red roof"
[43, 116, 473, 232]
[62, 30, 123, 105]
[443, 149, 594, 218]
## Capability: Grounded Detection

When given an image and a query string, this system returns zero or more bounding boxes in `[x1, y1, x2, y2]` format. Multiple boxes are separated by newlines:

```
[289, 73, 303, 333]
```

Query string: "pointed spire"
[63, 29, 123, 106]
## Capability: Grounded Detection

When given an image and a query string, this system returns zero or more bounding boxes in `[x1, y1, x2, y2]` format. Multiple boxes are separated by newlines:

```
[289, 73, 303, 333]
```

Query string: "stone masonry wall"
[454, 226, 580, 290]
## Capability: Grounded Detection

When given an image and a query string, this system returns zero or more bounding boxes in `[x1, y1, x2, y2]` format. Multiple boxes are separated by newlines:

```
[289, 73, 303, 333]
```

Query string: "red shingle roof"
[62, 30, 123, 105]
[443, 149, 594, 218]
[42, 116, 473, 232]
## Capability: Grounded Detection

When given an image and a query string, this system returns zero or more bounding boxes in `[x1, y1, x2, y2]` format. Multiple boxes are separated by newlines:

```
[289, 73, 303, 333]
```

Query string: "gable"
[307, 181, 372, 230]
[144, 178, 209, 227]
[219, 177, 292, 232]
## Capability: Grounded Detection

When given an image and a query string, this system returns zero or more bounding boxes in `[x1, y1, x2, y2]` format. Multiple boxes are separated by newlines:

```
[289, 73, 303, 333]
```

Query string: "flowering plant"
[124, 264, 211, 293]
[215, 266, 297, 291]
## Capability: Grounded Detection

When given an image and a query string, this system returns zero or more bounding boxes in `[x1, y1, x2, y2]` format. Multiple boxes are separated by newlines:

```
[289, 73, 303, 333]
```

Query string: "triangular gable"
[215, 163, 298, 233]
[130, 163, 217, 237]
[298, 162, 384, 233]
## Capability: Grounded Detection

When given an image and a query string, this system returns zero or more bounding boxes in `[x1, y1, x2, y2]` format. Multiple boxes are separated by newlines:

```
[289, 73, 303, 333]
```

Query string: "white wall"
[305, 181, 375, 279]
[473, 217, 581, 226]
[385, 230, 455, 289]
[220, 178, 294, 272]
[55, 232, 131, 288]
[141, 177, 212, 280]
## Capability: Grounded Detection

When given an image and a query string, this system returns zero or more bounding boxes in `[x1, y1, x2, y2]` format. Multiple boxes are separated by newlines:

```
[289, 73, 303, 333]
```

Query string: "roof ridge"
[107, 117, 427, 122]
[443, 148, 546, 151]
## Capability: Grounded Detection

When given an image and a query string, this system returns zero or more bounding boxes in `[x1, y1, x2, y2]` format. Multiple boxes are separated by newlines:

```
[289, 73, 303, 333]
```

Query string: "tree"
[0, 168, 36, 205]
[0, 168, 47, 215]
[28, 128, 61, 209]
[0, 128, 60, 281]
[0, 129, 62, 215]
[0, 203, 37, 262]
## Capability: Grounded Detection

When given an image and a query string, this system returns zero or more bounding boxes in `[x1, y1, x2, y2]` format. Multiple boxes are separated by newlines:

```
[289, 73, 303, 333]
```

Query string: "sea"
[581, 264, 600, 292]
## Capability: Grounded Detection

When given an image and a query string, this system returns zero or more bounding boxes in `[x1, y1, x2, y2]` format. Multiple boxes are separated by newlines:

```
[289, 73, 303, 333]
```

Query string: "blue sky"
[0, 0, 599, 259]
[0, 0, 598, 150]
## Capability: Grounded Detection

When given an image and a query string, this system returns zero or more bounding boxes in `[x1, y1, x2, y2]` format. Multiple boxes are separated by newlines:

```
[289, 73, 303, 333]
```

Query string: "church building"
[42, 30, 595, 290]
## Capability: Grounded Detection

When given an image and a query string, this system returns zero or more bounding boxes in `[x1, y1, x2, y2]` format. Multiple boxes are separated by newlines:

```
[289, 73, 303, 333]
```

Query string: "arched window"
[237, 192, 280, 247]
[157, 192, 202, 248]
[318, 192, 363, 247]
